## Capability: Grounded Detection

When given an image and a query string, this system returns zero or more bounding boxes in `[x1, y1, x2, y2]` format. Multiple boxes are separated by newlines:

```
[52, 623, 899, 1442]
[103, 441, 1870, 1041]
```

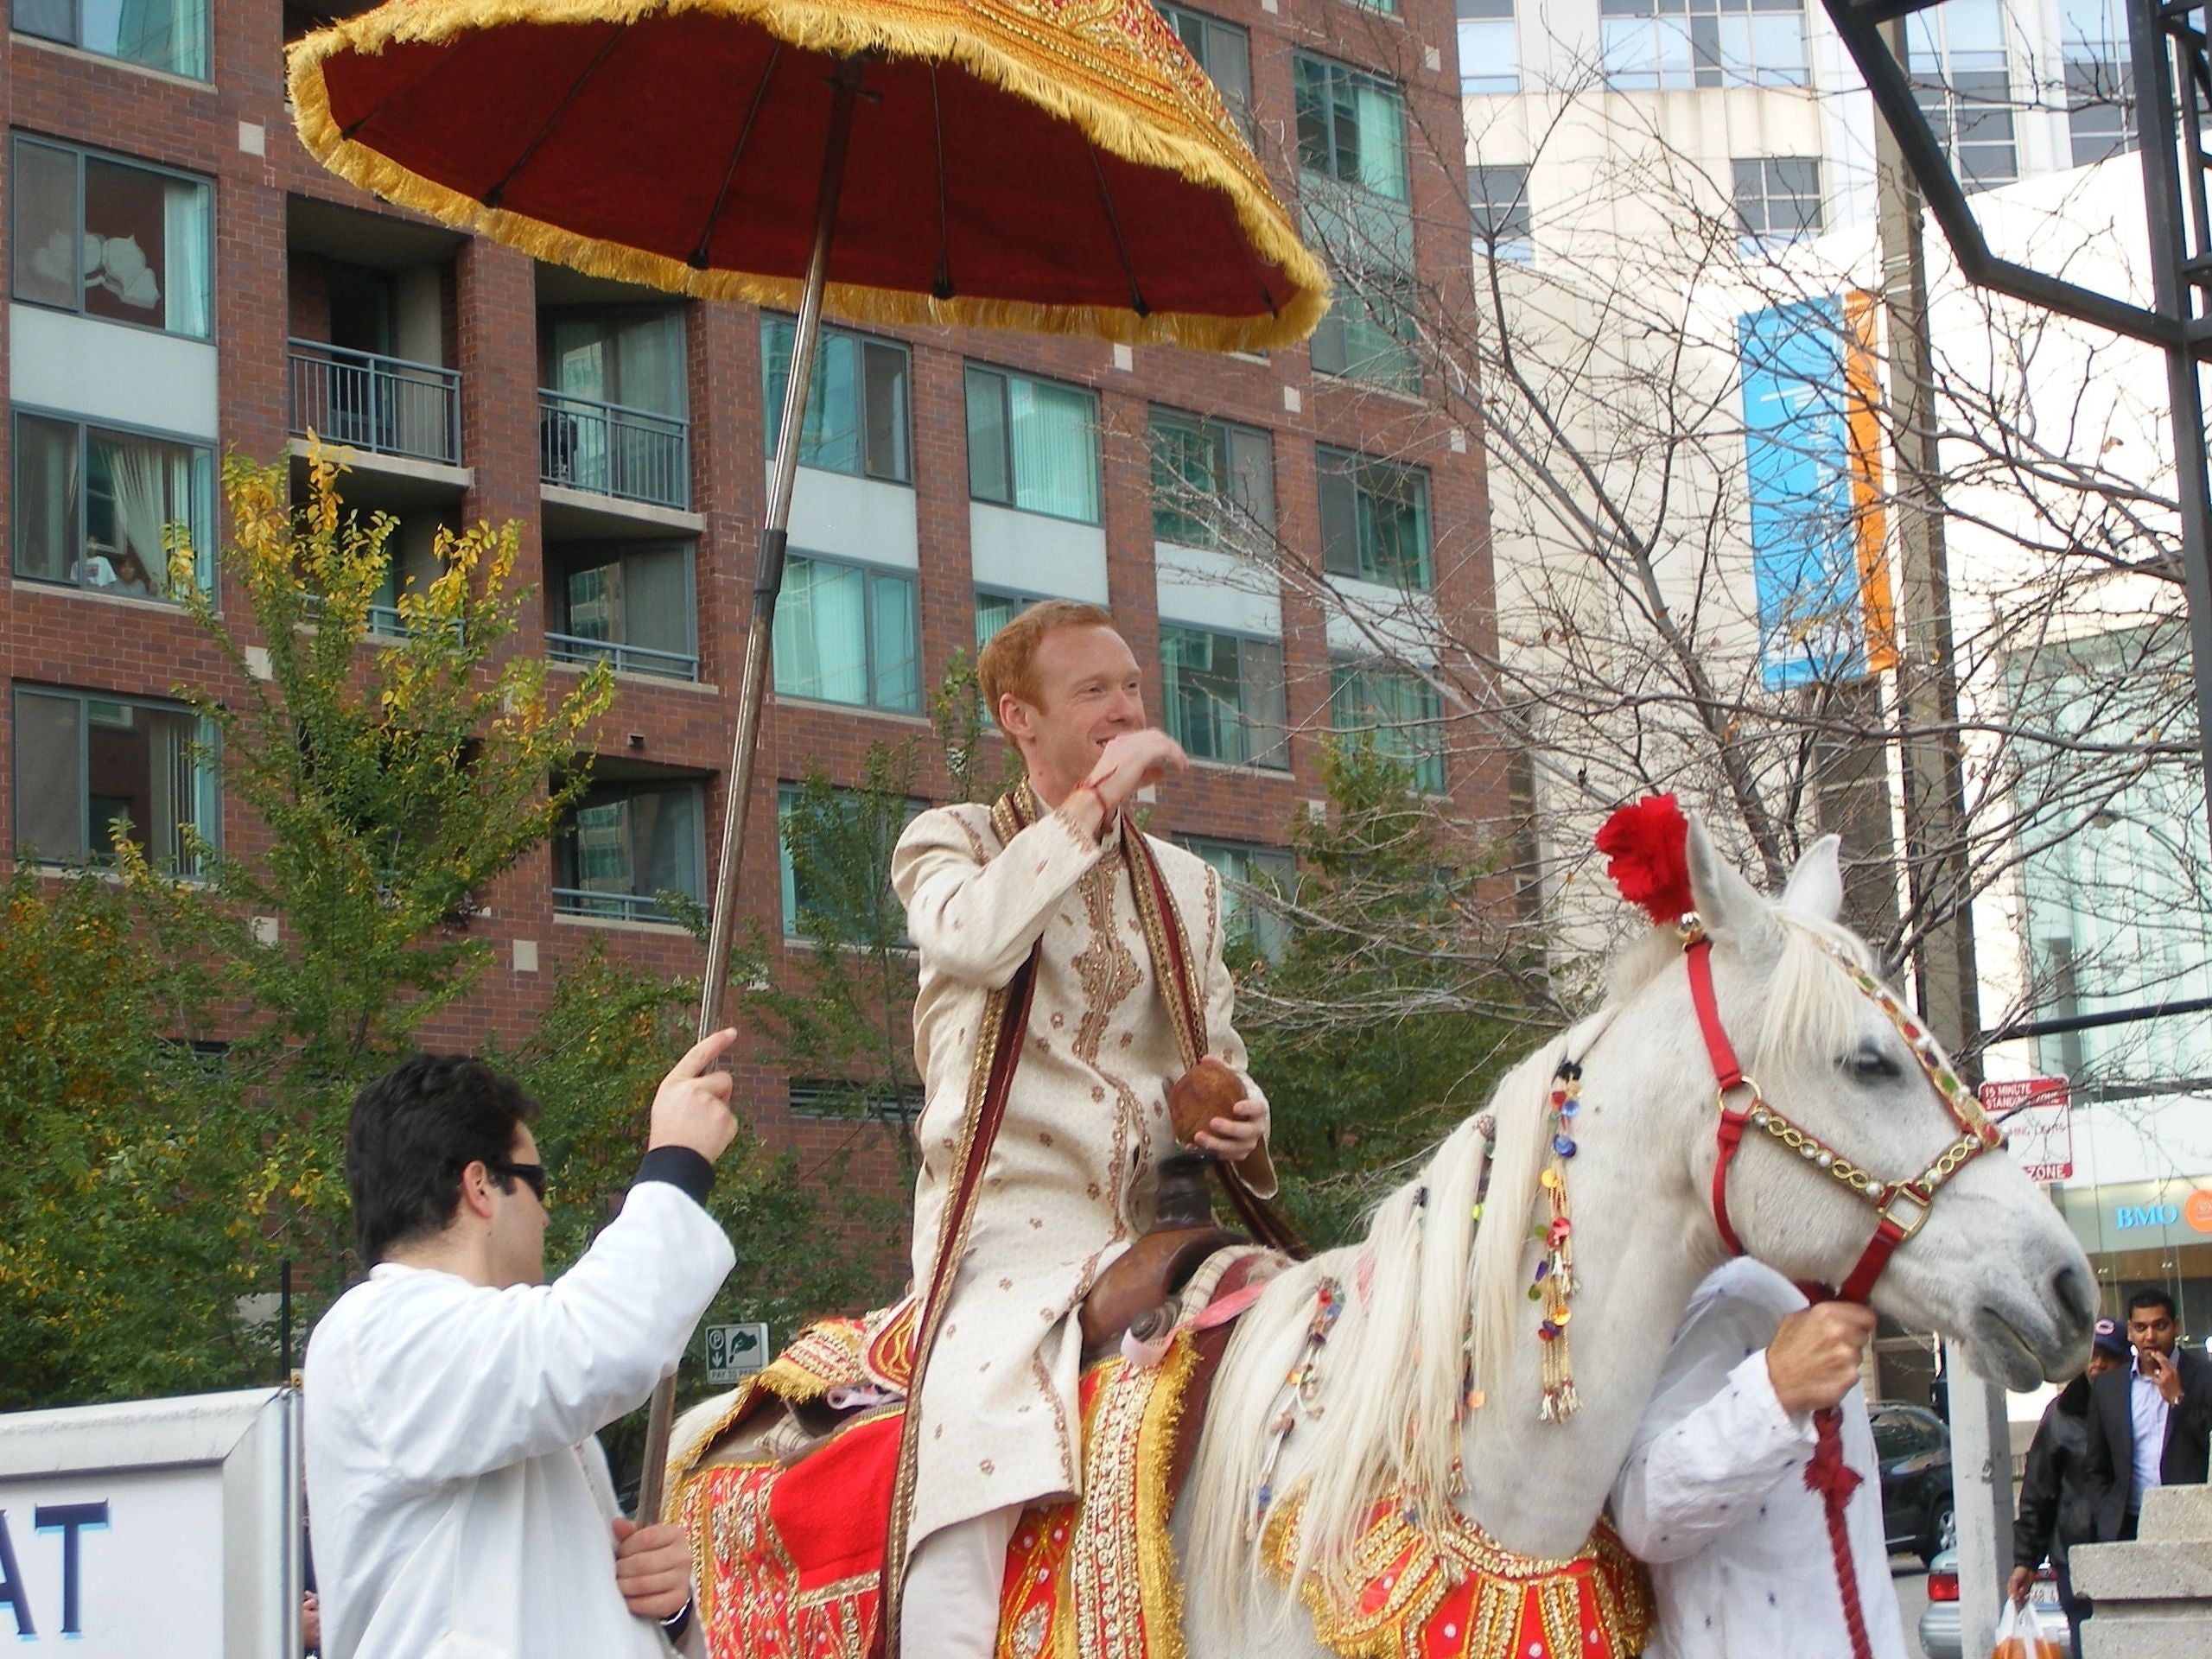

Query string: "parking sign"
[1979, 1077, 2072, 1182]
[703, 1322, 770, 1386]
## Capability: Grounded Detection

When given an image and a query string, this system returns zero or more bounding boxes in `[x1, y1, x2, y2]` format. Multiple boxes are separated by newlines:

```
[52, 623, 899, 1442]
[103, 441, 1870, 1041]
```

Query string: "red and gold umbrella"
[289, 0, 1325, 1560]
[288, 0, 1326, 349]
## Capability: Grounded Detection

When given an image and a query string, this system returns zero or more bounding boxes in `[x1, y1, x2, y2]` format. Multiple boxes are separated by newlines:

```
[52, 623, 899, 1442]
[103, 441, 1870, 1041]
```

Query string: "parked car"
[1916, 1548, 2059, 1659]
[1870, 1400, 1955, 1564]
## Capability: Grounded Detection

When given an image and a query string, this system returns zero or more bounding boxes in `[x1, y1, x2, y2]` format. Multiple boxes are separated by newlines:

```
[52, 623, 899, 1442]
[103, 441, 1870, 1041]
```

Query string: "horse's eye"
[1844, 1046, 1904, 1083]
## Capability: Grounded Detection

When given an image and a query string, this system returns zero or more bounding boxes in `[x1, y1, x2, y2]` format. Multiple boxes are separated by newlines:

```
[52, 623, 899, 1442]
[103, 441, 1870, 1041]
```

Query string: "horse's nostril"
[2053, 1262, 2096, 1328]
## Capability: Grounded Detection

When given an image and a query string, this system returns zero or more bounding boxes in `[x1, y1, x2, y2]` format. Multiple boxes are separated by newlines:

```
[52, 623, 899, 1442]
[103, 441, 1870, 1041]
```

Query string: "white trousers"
[899, 1505, 1023, 1659]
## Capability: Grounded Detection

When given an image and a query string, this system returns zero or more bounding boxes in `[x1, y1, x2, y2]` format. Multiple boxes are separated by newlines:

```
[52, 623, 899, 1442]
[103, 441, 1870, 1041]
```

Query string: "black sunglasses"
[481, 1158, 548, 1203]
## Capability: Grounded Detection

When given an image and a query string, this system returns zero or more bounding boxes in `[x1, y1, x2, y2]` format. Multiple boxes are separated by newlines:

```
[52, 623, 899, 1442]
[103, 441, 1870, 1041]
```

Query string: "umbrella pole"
[635, 54, 865, 1529]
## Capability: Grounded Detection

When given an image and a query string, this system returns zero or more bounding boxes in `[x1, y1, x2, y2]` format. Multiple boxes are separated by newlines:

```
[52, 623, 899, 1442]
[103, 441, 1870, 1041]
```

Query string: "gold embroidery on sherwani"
[1071, 856, 1141, 1066]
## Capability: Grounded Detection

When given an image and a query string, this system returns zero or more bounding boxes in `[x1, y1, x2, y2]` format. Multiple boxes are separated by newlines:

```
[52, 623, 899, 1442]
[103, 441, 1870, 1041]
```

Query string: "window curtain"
[14, 691, 85, 861]
[623, 544, 694, 663]
[108, 434, 175, 592]
[976, 590, 1021, 649]
[614, 310, 684, 415]
[162, 178, 210, 337]
[1350, 80, 1408, 200]
[1243, 639, 1289, 766]
[1008, 378, 1097, 521]
[15, 416, 78, 583]
[145, 706, 199, 873]
[634, 788, 703, 906]
[572, 799, 632, 894]
[774, 556, 868, 703]
[869, 571, 921, 712]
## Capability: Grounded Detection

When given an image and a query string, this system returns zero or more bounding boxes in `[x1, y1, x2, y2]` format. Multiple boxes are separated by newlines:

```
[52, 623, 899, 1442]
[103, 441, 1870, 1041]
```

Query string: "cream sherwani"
[890, 796, 1270, 1550]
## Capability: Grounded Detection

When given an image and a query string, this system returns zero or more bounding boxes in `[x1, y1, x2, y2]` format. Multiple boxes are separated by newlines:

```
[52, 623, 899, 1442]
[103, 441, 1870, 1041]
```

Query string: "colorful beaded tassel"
[1535, 1060, 1581, 1421]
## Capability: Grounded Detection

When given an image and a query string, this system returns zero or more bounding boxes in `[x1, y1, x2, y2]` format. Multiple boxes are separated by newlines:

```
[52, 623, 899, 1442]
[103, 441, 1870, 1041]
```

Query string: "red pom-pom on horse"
[1593, 794, 1694, 924]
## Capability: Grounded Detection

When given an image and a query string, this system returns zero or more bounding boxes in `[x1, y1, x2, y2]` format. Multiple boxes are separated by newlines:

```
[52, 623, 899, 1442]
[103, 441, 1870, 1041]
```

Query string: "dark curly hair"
[346, 1054, 540, 1265]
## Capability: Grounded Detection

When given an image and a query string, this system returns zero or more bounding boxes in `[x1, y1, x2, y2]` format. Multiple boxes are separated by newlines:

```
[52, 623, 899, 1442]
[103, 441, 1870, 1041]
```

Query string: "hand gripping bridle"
[1680, 913, 2005, 1302]
[1676, 911, 2005, 1659]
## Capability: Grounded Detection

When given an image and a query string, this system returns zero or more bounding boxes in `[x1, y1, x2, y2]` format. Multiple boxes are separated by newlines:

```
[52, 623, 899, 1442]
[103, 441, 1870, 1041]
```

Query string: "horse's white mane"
[1184, 1017, 1599, 1613]
[1185, 899, 1887, 1617]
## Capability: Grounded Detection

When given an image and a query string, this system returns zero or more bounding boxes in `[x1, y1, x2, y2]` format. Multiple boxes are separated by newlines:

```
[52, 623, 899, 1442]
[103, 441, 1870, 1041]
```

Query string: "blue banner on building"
[1738, 296, 1884, 690]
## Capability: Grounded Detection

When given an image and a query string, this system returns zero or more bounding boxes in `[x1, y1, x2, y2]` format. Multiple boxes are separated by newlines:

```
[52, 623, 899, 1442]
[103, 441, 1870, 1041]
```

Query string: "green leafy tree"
[1232, 743, 1534, 1244]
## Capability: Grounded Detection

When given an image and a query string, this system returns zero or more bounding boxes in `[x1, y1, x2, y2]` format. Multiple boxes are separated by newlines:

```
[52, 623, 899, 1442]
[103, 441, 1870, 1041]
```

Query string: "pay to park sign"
[0, 1389, 300, 1656]
[1980, 1077, 2074, 1183]
[704, 1323, 770, 1387]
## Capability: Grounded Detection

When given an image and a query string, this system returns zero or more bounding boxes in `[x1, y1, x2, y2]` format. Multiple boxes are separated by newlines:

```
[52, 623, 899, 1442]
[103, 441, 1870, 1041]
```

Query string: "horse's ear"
[1685, 816, 1782, 962]
[1780, 835, 1845, 923]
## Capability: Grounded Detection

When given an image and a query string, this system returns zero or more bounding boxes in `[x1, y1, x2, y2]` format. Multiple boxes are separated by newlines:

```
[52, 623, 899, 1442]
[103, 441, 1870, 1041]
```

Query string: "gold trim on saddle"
[1262, 1489, 1654, 1659]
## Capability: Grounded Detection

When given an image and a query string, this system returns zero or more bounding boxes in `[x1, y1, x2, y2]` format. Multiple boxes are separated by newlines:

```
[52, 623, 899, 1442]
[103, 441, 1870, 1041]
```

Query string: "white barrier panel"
[0, 1388, 300, 1656]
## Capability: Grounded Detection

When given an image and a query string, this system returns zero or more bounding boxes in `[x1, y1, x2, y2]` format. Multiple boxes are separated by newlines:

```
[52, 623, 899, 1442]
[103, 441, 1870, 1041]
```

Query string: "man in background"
[2083, 1286, 2212, 1542]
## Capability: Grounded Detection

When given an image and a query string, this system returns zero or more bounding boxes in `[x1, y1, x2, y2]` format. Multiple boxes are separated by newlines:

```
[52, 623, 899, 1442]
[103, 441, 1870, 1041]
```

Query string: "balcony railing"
[546, 631, 699, 681]
[553, 887, 677, 925]
[538, 390, 690, 510]
[289, 340, 462, 467]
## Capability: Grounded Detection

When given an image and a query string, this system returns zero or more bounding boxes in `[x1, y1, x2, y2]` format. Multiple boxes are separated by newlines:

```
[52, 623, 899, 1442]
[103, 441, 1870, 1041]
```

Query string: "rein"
[1676, 913, 2004, 1659]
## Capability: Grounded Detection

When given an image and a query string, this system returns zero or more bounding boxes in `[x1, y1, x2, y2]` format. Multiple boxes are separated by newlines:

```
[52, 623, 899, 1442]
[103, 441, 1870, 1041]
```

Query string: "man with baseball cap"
[2007, 1317, 2129, 1654]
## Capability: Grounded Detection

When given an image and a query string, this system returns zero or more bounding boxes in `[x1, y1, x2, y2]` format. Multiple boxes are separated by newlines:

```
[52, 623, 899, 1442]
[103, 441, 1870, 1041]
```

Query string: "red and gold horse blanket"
[668, 1312, 1194, 1659]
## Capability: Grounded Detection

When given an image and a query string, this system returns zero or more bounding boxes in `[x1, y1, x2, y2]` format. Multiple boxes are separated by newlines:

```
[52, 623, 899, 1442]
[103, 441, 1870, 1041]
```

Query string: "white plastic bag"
[1991, 1596, 2066, 1659]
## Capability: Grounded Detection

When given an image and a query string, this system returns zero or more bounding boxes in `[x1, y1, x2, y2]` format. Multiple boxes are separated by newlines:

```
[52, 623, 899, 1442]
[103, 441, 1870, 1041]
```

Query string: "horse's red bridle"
[1681, 916, 2005, 1304]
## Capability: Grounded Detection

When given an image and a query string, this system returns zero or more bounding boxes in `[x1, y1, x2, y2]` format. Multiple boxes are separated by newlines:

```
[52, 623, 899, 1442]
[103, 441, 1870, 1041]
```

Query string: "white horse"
[1174, 822, 2095, 1653]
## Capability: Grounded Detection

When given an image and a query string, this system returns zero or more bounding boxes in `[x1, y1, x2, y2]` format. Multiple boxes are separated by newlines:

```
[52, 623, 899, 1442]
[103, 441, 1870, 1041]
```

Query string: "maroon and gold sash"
[875, 785, 1298, 1649]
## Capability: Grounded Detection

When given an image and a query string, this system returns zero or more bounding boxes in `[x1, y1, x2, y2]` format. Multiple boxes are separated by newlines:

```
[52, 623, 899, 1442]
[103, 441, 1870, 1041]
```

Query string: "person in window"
[2008, 1316, 2127, 1655]
[110, 549, 154, 597]
[2083, 1286, 2212, 1542]
[304, 1038, 742, 1659]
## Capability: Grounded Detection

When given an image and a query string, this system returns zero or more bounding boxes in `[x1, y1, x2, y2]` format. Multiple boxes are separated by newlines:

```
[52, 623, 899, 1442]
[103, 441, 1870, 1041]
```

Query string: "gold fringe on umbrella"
[288, 0, 1332, 353]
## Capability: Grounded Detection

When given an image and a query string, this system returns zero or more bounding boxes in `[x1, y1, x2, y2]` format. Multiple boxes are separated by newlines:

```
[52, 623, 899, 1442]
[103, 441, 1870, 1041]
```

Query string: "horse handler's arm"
[1611, 1313, 1815, 1563]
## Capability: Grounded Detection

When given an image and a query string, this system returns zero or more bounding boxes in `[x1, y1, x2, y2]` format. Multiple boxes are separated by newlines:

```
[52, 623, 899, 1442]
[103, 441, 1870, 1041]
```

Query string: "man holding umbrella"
[887, 601, 1278, 1659]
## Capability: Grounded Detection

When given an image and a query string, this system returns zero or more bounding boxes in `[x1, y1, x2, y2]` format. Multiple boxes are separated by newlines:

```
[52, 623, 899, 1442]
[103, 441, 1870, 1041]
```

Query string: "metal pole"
[1870, 21, 2005, 1647]
[2132, 0, 2212, 830]
[633, 55, 865, 1528]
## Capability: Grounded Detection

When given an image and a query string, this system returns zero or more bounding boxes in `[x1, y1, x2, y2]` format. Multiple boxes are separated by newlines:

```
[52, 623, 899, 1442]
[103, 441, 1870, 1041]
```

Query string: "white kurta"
[891, 799, 1265, 1548]
[1609, 1258, 1909, 1659]
[304, 1180, 734, 1659]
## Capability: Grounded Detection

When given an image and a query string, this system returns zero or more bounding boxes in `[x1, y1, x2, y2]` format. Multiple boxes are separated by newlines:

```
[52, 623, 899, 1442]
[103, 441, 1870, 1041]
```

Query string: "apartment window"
[778, 785, 918, 941]
[11, 136, 211, 337]
[539, 306, 690, 507]
[1329, 662, 1447, 794]
[1318, 447, 1433, 591]
[548, 543, 698, 680]
[773, 554, 921, 714]
[788, 1078, 924, 1122]
[12, 685, 217, 874]
[553, 780, 704, 925]
[1160, 626, 1288, 769]
[1732, 156, 1823, 242]
[1469, 165, 1534, 263]
[1153, 3, 1255, 138]
[966, 366, 1100, 524]
[1905, 0, 2017, 192]
[976, 587, 1052, 650]
[13, 0, 207, 78]
[1150, 410, 1274, 547]
[2061, 0, 2135, 167]
[1294, 56, 1409, 202]
[1309, 276, 1421, 394]
[760, 315, 912, 483]
[1181, 837, 1295, 958]
[1599, 0, 1808, 91]
[13, 411, 213, 598]
[1458, 0, 1521, 95]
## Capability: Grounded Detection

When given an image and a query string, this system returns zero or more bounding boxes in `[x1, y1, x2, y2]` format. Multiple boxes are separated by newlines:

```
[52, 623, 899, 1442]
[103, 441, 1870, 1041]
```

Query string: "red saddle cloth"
[675, 1357, 1166, 1659]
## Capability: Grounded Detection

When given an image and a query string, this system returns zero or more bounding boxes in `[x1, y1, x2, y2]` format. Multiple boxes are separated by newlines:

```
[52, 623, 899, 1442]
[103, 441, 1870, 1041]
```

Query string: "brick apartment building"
[0, 1, 1496, 1206]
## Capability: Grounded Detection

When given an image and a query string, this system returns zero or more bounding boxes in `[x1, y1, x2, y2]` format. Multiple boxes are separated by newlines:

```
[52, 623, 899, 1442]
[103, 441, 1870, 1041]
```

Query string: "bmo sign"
[0, 1389, 299, 1656]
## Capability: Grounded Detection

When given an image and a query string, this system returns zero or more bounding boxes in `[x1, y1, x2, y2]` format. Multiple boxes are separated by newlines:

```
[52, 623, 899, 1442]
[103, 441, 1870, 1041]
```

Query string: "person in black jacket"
[2009, 1318, 2127, 1655]
[2082, 1286, 2212, 1543]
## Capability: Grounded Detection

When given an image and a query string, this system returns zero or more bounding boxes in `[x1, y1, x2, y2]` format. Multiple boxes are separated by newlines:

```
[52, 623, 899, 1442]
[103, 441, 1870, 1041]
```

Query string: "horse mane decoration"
[1592, 791, 1693, 925]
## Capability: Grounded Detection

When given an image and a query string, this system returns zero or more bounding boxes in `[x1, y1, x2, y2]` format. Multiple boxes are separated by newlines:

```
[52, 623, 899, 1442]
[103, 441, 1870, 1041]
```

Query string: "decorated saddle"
[665, 1244, 1270, 1659]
